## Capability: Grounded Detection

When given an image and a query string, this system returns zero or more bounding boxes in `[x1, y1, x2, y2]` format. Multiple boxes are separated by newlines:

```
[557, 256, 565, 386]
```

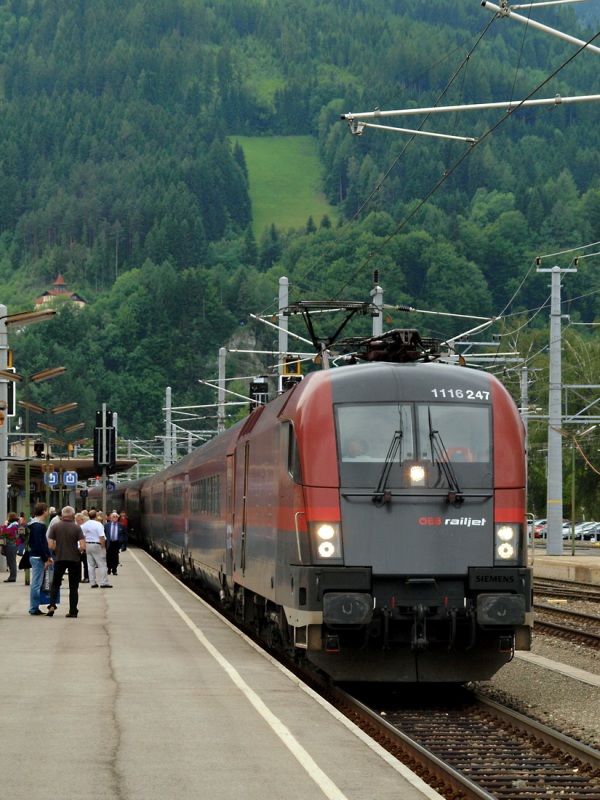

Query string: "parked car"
[581, 523, 600, 543]
[535, 519, 569, 539]
[572, 521, 597, 540]
[562, 521, 576, 539]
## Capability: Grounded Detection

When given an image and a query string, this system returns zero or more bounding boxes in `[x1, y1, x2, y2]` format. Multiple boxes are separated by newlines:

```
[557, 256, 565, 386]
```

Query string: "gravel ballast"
[473, 633, 600, 749]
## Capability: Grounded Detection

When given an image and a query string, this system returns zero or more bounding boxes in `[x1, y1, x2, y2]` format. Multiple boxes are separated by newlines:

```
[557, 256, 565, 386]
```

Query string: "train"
[88, 328, 533, 683]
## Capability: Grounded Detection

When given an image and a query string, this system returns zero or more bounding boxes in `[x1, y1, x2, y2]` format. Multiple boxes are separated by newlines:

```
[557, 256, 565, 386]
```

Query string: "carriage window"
[287, 423, 302, 483]
[416, 404, 490, 463]
[337, 404, 415, 462]
[190, 475, 221, 515]
[152, 489, 163, 515]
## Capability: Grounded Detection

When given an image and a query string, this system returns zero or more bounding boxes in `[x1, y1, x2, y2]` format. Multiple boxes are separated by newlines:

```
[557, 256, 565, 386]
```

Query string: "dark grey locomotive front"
[304, 361, 532, 682]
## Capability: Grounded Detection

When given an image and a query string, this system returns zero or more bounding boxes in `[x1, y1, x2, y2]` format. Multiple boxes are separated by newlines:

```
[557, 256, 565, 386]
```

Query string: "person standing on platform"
[104, 512, 125, 576]
[46, 506, 85, 619]
[75, 512, 89, 583]
[17, 513, 27, 550]
[2, 511, 20, 583]
[46, 508, 62, 540]
[118, 512, 129, 551]
[82, 510, 111, 589]
[28, 503, 53, 616]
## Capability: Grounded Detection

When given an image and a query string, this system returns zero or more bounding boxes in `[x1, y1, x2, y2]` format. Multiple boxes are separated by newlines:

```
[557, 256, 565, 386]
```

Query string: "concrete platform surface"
[532, 552, 600, 585]
[0, 548, 442, 800]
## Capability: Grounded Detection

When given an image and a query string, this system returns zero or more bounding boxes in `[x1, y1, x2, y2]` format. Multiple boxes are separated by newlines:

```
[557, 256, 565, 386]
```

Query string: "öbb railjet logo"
[418, 516, 487, 527]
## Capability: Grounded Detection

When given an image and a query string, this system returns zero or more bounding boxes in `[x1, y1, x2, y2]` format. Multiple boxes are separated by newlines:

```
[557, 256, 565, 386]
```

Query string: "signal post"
[94, 404, 116, 513]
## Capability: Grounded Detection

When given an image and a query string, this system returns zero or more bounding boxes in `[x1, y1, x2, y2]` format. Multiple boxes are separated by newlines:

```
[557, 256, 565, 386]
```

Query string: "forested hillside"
[1, 0, 599, 455]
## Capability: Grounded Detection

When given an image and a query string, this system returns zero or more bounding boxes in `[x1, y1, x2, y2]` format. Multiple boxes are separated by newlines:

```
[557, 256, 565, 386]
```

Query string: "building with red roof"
[35, 273, 86, 308]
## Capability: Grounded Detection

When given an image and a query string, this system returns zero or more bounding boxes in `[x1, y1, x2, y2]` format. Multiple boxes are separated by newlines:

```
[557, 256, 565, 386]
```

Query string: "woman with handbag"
[2, 511, 20, 583]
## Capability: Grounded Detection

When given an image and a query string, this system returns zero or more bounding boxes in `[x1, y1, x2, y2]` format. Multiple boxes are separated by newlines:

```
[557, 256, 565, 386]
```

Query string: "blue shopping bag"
[39, 566, 60, 605]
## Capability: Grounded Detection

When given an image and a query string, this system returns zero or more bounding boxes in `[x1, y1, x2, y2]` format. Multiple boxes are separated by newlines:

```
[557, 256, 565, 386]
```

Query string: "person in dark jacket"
[28, 503, 53, 616]
[104, 512, 126, 575]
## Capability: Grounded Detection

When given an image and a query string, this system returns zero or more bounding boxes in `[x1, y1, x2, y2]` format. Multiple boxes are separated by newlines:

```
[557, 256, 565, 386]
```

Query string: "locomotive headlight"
[497, 526, 514, 541]
[409, 465, 426, 485]
[404, 461, 427, 487]
[495, 524, 519, 563]
[497, 542, 514, 559]
[310, 522, 343, 562]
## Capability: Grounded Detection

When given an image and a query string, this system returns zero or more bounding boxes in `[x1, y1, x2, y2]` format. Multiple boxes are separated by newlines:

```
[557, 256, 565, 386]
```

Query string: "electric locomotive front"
[288, 360, 532, 682]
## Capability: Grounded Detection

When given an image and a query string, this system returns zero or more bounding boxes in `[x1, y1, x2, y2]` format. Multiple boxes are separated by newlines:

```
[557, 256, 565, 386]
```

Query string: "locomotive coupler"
[411, 604, 428, 651]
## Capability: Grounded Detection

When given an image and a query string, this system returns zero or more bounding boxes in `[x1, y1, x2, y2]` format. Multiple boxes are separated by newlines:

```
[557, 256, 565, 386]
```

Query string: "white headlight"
[497, 542, 515, 559]
[310, 522, 343, 562]
[494, 523, 520, 564]
[409, 465, 426, 484]
[318, 541, 336, 558]
[497, 526, 514, 542]
[317, 524, 335, 540]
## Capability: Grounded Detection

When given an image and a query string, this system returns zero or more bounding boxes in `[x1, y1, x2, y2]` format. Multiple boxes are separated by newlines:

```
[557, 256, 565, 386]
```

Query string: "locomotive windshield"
[336, 403, 491, 488]
[339, 404, 414, 462]
[416, 404, 490, 463]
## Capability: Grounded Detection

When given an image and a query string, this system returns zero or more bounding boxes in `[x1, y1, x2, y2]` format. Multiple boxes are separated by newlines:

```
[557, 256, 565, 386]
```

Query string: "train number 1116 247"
[431, 388, 489, 400]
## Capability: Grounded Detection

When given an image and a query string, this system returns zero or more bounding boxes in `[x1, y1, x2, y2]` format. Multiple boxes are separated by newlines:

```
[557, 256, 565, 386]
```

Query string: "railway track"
[533, 603, 600, 648]
[332, 686, 600, 800]
[534, 578, 600, 603]
[171, 557, 600, 798]
[254, 609, 600, 798]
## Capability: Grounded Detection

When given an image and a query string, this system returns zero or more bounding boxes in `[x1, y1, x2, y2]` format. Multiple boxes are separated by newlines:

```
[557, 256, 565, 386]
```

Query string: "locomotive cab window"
[338, 404, 415, 463]
[416, 404, 490, 464]
[336, 402, 491, 488]
[286, 423, 302, 484]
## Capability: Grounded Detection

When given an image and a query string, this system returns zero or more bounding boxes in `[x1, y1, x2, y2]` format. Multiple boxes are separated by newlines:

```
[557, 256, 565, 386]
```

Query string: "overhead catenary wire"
[280, 14, 500, 307]
[331, 26, 600, 300]
[253, 11, 600, 362]
[291, 9, 600, 333]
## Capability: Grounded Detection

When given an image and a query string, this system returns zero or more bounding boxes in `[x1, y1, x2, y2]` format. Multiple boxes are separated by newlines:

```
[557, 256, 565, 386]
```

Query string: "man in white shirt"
[81, 510, 112, 589]
[46, 510, 61, 539]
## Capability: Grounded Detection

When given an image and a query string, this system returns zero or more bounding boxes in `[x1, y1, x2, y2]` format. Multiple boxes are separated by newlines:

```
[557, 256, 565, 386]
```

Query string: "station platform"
[0, 548, 442, 800]
[532, 550, 600, 585]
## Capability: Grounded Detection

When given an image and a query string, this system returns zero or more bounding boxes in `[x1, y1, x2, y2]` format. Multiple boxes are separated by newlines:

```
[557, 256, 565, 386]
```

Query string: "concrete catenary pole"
[520, 367, 529, 456]
[164, 386, 172, 468]
[371, 271, 383, 336]
[278, 277, 289, 375]
[540, 264, 576, 554]
[217, 347, 226, 434]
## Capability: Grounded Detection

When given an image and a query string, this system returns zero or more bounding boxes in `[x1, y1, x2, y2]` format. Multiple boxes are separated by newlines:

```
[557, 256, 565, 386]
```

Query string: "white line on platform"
[515, 652, 600, 686]
[130, 551, 350, 800]
[130, 549, 444, 800]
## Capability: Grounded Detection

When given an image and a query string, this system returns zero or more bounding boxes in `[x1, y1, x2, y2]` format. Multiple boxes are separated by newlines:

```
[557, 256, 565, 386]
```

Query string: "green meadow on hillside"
[235, 136, 336, 237]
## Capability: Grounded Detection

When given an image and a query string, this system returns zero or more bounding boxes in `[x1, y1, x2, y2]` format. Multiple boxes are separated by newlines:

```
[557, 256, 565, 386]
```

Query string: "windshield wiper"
[372, 430, 402, 506]
[428, 409, 464, 505]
